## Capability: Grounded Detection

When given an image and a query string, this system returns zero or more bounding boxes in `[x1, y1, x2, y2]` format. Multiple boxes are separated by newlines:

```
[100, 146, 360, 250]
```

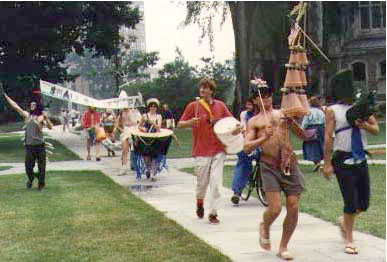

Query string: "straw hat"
[146, 98, 160, 107]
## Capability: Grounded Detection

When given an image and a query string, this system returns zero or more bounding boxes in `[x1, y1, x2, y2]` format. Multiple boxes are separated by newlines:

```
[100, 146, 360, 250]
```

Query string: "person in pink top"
[177, 77, 237, 224]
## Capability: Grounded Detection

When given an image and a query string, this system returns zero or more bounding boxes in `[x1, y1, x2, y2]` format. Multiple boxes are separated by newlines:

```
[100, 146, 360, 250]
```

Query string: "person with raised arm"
[0, 85, 53, 190]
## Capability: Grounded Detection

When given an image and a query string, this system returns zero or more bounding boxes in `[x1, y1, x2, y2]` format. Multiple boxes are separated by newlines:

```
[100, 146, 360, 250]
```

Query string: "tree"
[65, 48, 159, 99]
[0, 2, 140, 105]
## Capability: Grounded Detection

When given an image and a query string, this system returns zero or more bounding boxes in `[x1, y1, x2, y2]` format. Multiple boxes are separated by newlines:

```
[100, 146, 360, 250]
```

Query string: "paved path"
[1, 127, 385, 262]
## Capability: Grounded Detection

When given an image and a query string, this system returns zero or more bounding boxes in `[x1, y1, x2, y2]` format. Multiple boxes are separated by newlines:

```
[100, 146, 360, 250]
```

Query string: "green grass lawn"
[0, 121, 25, 133]
[0, 165, 12, 171]
[0, 171, 231, 262]
[0, 134, 80, 163]
[181, 164, 386, 239]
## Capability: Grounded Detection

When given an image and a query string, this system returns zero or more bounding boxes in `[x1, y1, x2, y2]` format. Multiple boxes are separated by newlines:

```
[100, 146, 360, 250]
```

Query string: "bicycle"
[241, 158, 268, 206]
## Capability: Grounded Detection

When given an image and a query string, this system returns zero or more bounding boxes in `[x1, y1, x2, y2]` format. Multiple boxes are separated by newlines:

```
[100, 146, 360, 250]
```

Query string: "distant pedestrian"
[301, 96, 325, 172]
[62, 108, 70, 132]
[323, 70, 379, 255]
[161, 104, 175, 129]
[1, 86, 53, 190]
[81, 106, 101, 161]
[177, 77, 237, 225]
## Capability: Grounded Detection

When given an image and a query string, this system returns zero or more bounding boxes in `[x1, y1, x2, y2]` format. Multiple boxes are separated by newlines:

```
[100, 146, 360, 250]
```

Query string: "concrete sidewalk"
[1, 126, 385, 262]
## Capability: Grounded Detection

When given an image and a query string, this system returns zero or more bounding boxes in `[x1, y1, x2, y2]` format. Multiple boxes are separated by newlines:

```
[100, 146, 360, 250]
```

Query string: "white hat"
[146, 98, 160, 107]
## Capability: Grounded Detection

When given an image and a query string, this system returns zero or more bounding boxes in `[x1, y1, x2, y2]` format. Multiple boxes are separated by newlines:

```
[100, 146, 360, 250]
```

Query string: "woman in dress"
[138, 98, 163, 181]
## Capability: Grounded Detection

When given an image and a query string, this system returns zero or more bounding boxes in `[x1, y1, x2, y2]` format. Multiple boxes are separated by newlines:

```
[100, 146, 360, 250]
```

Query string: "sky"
[144, 1, 235, 69]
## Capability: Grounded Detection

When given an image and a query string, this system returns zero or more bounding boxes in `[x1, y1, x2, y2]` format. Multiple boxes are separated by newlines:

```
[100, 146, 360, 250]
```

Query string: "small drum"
[214, 117, 244, 155]
[131, 128, 173, 157]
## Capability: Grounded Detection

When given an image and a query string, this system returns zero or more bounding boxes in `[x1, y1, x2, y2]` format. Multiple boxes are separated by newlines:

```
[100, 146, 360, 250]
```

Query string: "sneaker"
[196, 204, 204, 219]
[26, 181, 33, 189]
[96, 157, 101, 162]
[208, 214, 220, 225]
[38, 183, 45, 191]
[151, 177, 157, 182]
[312, 163, 321, 172]
[231, 193, 240, 205]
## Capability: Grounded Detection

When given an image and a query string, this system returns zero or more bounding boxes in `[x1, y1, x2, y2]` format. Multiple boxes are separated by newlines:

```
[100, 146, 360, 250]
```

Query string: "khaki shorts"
[260, 161, 305, 195]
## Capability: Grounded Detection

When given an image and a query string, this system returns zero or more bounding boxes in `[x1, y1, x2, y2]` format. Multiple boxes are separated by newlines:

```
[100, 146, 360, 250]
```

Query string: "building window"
[352, 62, 367, 81]
[379, 60, 386, 79]
[359, 1, 386, 29]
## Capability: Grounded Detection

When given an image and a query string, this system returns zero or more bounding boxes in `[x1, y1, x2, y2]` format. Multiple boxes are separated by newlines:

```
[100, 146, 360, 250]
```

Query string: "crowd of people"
[0, 70, 381, 260]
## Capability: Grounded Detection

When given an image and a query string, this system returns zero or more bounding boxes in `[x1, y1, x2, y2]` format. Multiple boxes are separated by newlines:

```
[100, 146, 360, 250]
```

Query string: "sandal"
[259, 223, 271, 251]
[344, 245, 358, 255]
[86, 156, 91, 161]
[277, 250, 294, 260]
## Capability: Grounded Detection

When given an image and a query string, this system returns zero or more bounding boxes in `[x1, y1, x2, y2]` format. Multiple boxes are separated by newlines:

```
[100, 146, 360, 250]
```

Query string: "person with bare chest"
[114, 107, 140, 176]
[244, 81, 306, 260]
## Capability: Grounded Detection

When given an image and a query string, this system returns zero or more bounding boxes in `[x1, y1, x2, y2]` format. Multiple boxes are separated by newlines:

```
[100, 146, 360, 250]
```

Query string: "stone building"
[327, 1, 386, 101]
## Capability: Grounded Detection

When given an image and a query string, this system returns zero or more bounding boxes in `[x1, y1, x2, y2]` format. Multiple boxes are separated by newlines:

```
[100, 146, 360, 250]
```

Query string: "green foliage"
[0, 2, 140, 105]
[65, 49, 159, 99]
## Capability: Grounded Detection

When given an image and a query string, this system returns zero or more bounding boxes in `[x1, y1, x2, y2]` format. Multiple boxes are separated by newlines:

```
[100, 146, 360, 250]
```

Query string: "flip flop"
[277, 250, 294, 260]
[337, 216, 346, 240]
[259, 223, 271, 251]
[344, 245, 358, 254]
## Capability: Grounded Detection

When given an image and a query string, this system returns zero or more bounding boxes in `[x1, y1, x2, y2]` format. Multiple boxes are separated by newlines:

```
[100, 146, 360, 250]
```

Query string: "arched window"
[352, 62, 367, 82]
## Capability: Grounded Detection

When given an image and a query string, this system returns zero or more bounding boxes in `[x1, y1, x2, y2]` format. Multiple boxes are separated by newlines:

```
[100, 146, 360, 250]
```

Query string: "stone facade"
[327, 2, 386, 101]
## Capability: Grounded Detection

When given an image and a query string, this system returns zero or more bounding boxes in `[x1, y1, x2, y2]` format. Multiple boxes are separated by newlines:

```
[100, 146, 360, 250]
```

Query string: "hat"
[330, 70, 354, 101]
[146, 98, 160, 107]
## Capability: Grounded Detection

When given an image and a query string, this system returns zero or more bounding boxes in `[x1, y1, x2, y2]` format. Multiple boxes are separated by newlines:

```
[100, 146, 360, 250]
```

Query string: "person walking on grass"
[301, 96, 325, 173]
[323, 70, 379, 255]
[81, 106, 101, 161]
[177, 77, 237, 225]
[0, 85, 53, 190]
[244, 80, 307, 260]
[230, 97, 260, 205]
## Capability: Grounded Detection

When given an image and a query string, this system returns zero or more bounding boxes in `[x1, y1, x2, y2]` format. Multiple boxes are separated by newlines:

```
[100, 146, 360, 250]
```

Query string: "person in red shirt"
[81, 106, 101, 161]
[177, 77, 236, 224]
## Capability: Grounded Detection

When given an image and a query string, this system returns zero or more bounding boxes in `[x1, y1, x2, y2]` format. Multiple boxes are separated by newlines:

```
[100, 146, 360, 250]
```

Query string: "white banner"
[39, 80, 144, 109]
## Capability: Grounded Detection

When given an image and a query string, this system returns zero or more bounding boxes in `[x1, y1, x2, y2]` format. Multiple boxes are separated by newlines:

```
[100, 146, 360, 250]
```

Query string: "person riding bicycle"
[231, 97, 260, 205]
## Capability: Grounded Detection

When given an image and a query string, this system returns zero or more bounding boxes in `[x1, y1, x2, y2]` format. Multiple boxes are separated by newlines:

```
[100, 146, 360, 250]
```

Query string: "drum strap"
[199, 99, 214, 121]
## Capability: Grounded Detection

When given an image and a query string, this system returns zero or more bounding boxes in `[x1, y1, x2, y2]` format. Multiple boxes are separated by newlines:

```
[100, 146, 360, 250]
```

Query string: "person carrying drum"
[177, 77, 237, 225]
[114, 106, 140, 176]
[102, 109, 116, 157]
[138, 98, 163, 181]
[81, 106, 101, 161]
[244, 80, 306, 260]
[323, 70, 379, 255]
[230, 97, 260, 205]
[0, 85, 53, 190]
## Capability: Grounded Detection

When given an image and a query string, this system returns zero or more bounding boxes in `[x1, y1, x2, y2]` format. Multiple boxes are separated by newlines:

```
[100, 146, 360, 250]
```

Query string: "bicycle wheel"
[241, 164, 258, 201]
[255, 164, 268, 206]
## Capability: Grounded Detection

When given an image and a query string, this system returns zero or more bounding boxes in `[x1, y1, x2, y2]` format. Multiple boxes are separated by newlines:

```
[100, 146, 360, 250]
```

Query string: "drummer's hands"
[232, 124, 243, 135]
[189, 117, 200, 127]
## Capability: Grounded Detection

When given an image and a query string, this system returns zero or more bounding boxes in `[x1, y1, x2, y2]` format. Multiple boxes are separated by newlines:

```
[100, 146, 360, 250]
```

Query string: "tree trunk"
[228, 2, 257, 115]
[307, 1, 324, 96]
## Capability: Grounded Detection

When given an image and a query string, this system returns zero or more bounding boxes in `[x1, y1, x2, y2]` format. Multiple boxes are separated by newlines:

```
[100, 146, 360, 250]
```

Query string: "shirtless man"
[114, 107, 140, 176]
[244, 82, 306, 260]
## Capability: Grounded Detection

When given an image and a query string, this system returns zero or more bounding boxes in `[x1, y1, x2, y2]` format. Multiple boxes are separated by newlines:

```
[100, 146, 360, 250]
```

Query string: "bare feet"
[259, 222, 271, 251]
